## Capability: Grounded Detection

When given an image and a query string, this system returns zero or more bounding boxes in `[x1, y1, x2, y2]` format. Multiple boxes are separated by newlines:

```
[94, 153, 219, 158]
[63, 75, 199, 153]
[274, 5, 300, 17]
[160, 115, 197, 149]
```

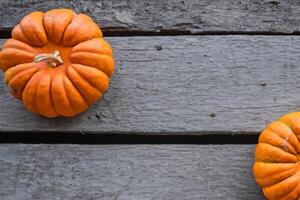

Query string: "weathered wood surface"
[0, 0, 299, 33]
[1, 36, 300, 134]
[0, 144, 263, 200]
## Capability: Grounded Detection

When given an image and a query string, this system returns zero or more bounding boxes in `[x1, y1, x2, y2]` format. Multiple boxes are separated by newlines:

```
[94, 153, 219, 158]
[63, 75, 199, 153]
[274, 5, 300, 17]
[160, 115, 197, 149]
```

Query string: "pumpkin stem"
[34, 50, 64, 67]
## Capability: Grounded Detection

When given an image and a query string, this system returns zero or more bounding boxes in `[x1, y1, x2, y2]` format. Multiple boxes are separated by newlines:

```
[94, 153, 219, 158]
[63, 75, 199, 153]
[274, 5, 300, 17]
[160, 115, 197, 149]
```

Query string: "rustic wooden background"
[0, 0, 299, 199]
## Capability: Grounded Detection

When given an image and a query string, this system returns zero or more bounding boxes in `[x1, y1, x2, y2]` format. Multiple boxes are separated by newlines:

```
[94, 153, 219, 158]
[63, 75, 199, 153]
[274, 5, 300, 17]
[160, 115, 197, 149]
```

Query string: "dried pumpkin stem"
[34, 50, 64, 67]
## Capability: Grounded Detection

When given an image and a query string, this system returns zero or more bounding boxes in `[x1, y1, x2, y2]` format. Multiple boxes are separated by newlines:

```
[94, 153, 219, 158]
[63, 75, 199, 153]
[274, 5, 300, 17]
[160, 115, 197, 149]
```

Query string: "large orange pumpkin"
[0, 9, 114, 118]
[254, 112, 300, 200]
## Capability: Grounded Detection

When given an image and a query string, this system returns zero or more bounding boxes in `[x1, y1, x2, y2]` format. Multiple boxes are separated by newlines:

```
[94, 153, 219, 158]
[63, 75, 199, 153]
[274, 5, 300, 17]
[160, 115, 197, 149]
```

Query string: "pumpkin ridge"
[19, 22, 36, 46]
[257, 142, 298, 160]
[8, 66, 40, 100]
[64, 72, 88, 105]
[50, 75, 71, 116]
[254, 163, 298, 187]
[257, 171, 297, 189]
[60, 75, 75, 115]
[256, 143, 297, 163]
[42, 11, 54, 42]
[0, 38, 38, 71]
[70, 52, 114, 76]
[5, 48, 35, 57]
[12, 25, 31, 45]
[254, 162, 297, 174]
[39, 12, 49, 44]
[34, 20, 44, 45]
[71, 38, 113, 56]
[0, 48, 36, 71]
[295, 186, 300, 200]
[58, 15, 75, 44]
[71, 64, 108, 93]
[281, 179, 300, 200]
[69, 65, 103, 100]
[43, 10, 77, 44]
[260, 129, 298, 155]
[71, 51, 113, 58]
[48, 74, 59, 116]
[32, 72, 46, 114]
[278, 119, 300, 154]
[3, 39, 38, 53]
[22, 71, 43, 114]
[20, 12, 46, 46]
[61, 14, 102, 46]
[262, 138, 296, 156]
[60, 14, 79, 45]
[5, 63, 37, 83]
[71, 49, 113, 57]
[62, 75, 88, 115]
[70, 64, 97, 90]
[43, 9, 67, 43]
[263, 173, 300, 199]
[34, 72, 58, 117]
[48, 16, 54, 42]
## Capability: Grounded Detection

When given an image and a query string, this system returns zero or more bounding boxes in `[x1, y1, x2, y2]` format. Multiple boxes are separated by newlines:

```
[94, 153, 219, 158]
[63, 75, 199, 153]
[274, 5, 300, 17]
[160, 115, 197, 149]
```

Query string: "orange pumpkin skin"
[254, 112, 300, 200]
[0, 9, 114, 118]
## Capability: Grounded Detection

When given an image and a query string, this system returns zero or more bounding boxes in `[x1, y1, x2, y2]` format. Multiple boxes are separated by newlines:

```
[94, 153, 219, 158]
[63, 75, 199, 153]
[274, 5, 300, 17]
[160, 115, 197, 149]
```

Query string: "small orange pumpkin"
[0, 8, 114, 118]
[254, 112, 300, 200]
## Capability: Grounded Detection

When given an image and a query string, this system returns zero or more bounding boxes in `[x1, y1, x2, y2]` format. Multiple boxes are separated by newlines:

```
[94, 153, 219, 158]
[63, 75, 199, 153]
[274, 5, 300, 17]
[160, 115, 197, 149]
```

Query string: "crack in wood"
[1, 29, 300, 39]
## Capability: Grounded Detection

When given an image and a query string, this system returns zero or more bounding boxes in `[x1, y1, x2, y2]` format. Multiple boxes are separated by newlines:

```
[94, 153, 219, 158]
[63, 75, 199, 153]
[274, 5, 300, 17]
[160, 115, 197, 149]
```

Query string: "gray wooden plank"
[0, 144, 263, 200]
[0, 0, 299, 33]
[1, 36, 300, 134]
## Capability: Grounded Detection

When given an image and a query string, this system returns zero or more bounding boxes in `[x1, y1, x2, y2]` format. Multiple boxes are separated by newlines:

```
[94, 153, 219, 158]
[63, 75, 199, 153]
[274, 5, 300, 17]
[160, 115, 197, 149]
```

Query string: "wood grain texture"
[0, 144, 263, 200]
[0, 0, 299, 33]
[1, 36, 300, 134]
